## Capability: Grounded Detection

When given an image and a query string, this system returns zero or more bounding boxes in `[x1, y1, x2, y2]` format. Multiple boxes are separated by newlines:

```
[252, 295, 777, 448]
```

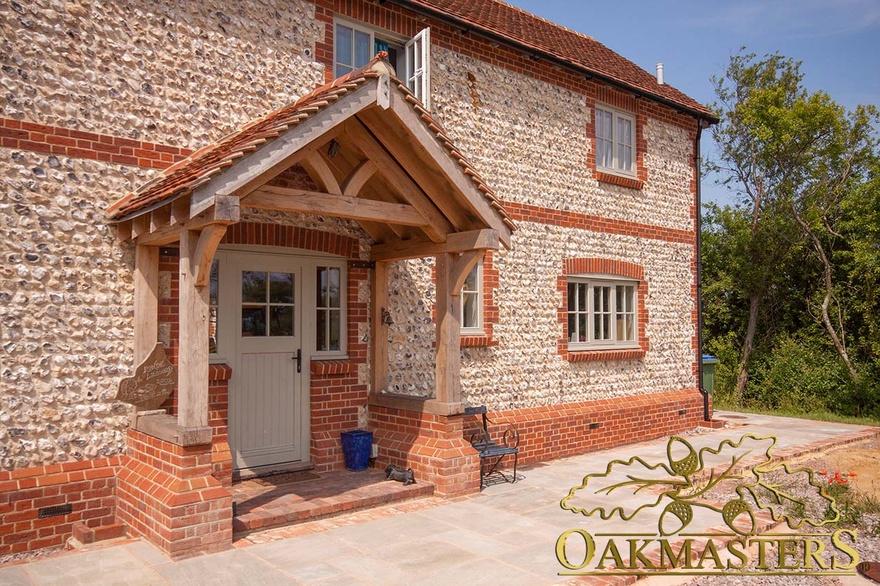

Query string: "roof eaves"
[389, 0, 719, 124]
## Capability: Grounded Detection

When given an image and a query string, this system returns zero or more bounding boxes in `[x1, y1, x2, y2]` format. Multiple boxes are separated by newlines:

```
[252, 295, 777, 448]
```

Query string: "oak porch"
[107, 57, 514, 517]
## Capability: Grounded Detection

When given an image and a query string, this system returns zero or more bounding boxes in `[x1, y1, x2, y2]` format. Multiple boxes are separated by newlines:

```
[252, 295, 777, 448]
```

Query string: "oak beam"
[135, 196, 240, 246]
[344, 119, 451, 242]
[370, 261, 389, 396]
[133, 245, 159, 364]
[385, 92, 513, 247]
[189, 84, 381, 216]
[177, 230, 210, 429]
[370, 229, 499, 262]
[244, 186, 427, 227]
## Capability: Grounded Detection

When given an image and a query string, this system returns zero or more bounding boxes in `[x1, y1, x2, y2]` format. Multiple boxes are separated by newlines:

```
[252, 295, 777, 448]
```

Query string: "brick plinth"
[471, 389, 705, 466]
[115, 430, 232, 559]
[0, 458, 119, 555]
[370, 406, 481, 497]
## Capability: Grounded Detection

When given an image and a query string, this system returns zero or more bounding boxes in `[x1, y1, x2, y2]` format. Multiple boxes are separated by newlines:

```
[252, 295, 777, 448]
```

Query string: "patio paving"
[1, 411, 878, 585]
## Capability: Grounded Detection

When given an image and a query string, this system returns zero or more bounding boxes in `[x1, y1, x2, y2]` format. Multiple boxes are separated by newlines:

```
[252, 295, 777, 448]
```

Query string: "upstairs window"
[334, 20, 431, 109]
[595, 106, 635, 177]
[567, 277, 637, 350]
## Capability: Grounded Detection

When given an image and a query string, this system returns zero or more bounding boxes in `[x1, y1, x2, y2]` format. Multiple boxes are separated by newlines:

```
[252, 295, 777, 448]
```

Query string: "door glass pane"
[242, 271, 266, 303]
[327, 267, 340, 307]
[317, 310, 327, 351]
[329, 309, 341, 351]
[241, 307, 266, 337]
[209, 260, 219, 354]
[269, 306, 293, 337]
[269, 272, 293, 304]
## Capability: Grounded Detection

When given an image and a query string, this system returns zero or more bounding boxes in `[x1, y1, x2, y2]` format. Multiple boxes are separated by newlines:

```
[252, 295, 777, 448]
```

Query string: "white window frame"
[567, 276, 638, 351]
[315, 264, 346, 355]
[460, 260, 483, 335]
[405, 28, 431, 109]
[333, 18, 431, 109]
[595, 105, 636, 177]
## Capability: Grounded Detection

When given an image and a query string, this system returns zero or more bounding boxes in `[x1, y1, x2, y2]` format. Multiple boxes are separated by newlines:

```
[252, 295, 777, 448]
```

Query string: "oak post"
[370, 261, 389, 396]
[178, 229, 210, 429]
[134, 245, 159, 364]
[434, 253, 462, 404]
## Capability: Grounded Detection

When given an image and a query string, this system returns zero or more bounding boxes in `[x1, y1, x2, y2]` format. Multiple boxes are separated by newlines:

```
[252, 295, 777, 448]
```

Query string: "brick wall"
[470, 389, 704, 466]
[115, 430, 232, 559]
[0, 458, 119, 555]
[370, 406, 481, 497]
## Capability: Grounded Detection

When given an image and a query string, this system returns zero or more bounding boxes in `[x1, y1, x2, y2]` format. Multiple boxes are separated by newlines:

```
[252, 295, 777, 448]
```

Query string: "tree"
[707, 50, 879, 399]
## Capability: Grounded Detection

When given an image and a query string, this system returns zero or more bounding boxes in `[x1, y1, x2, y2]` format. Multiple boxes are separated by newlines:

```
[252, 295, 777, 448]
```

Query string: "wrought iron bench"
[464, 405, 520, 489]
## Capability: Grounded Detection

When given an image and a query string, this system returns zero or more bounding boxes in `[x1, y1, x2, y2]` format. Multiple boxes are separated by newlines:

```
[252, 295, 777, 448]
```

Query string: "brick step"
[68, 522, 127, 549]
[231, 468, 433, 536]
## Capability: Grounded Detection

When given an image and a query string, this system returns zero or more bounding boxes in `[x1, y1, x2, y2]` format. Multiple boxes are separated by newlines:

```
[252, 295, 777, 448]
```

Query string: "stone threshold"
[230, 468, 434, 536]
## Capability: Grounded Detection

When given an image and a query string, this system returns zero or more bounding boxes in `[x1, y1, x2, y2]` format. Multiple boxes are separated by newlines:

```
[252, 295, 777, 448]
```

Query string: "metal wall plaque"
[115, 344, 176, 410]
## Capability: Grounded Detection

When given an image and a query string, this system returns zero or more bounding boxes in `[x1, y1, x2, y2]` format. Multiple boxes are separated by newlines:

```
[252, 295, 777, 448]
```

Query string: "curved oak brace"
[192, 224, 228, 287]
[342, 159, 378, 196]
[451, 250, 484, 297]
[301, 152, 342, 195]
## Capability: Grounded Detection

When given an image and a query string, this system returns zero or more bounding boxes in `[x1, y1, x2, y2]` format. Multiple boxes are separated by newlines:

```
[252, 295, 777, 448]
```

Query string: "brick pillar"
[116, 430, 232, 559]
[370, 405, 480, 497]
[208, 364, 233, 486]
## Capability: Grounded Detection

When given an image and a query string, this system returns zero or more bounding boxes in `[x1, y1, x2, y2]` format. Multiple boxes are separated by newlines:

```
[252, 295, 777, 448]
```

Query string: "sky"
[504, 0, 880, 206]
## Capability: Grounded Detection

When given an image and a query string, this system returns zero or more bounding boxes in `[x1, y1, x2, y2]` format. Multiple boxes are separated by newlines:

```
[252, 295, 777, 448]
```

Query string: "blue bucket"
[340, 430, 373, 471]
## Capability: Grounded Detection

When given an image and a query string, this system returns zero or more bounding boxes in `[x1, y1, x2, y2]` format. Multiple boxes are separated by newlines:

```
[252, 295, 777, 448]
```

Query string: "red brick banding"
[0, 118, 191, 168]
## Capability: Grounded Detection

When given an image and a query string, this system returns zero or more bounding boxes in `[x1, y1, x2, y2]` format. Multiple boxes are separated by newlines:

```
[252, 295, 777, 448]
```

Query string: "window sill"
[595, 171, 643, 191]
[566, 348, 646, 362]
[310, 359, 352, 376]
[461, 334, 495, 348]
[209, 363, 233, 381]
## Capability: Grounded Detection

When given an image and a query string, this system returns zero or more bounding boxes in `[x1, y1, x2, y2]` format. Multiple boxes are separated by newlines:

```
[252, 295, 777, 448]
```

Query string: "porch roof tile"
[106, 55, 515, 233]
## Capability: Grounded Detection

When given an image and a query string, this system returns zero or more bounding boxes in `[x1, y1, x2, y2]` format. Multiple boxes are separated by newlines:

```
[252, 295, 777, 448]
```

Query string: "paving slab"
[2, 412, 877, 585]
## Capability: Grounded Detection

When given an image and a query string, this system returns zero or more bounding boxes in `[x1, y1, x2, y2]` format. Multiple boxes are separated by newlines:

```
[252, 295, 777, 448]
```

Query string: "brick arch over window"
[557, 258, 649, 362]
[221, 222, 360, 259]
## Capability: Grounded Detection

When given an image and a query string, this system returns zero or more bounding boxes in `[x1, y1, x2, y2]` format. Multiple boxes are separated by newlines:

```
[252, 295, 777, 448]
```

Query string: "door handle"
[295, 349, 302, 373]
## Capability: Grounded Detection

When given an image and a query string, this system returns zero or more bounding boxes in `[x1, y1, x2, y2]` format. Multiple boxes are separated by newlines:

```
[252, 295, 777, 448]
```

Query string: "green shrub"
[745, 335, 850, 414]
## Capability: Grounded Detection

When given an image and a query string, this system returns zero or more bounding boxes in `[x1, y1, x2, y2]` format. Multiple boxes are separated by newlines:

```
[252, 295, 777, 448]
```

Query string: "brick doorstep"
[230, 468, 434, 537]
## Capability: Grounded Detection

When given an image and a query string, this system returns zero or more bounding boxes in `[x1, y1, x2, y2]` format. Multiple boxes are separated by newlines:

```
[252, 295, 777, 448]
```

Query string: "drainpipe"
[695, 119, 710, 422]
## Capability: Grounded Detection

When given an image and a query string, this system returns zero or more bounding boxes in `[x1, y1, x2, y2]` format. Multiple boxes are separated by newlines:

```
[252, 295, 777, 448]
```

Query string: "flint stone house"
[0, 0, 717, 558]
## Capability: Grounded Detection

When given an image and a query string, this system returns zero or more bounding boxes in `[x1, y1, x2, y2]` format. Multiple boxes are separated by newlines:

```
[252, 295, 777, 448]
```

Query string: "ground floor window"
[567, 277, 637, 350]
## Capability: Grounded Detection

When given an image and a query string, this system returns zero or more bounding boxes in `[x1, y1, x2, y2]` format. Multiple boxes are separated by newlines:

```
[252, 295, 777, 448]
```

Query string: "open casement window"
[405, 28, 431, 109]
[460, 260, 482, 334]
[567, 277, 637, 350]
[334, 20, 431, 109]
[595, 105, 635, 177]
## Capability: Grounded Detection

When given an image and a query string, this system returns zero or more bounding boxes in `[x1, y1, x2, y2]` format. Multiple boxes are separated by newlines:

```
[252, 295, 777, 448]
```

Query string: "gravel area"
[688, 437, 880, 585]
